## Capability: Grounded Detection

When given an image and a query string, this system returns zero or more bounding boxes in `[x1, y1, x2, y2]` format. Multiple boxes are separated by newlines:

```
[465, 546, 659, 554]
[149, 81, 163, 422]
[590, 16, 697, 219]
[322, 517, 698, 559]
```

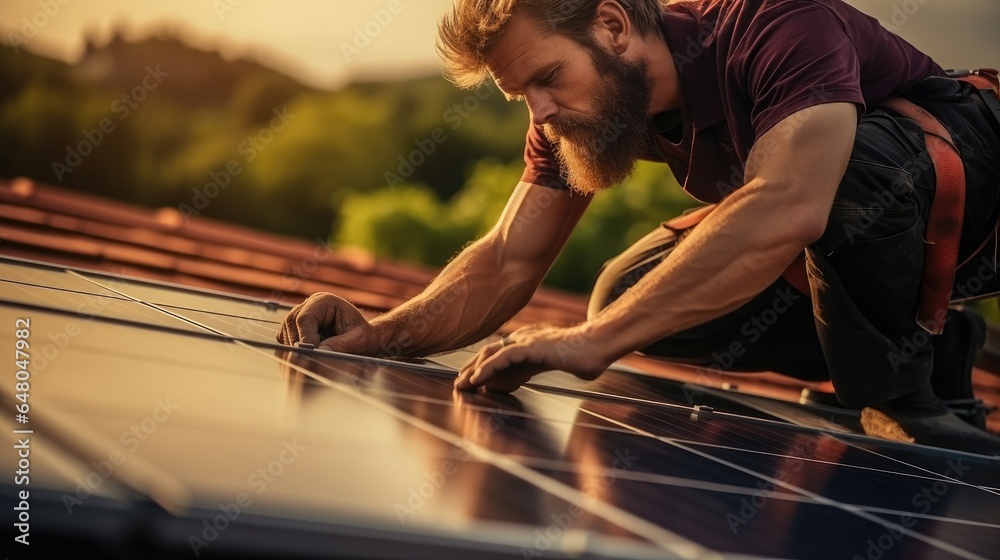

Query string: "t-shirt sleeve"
[520, 123, 569, 189]
[738, 2, 865, 140]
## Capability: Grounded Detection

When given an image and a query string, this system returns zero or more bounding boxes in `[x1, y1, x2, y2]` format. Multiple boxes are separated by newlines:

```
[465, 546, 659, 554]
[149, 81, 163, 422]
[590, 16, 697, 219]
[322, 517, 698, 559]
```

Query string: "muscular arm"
[588, 102, 858, 357]
[457, 102, 858, 390]
[371, 183, 590, 356]
[279, 182, 590, 356]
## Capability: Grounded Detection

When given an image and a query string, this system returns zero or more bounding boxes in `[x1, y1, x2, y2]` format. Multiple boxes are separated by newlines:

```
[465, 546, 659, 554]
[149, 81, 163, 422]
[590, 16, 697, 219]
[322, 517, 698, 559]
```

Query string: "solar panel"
[2, 255, 998, 559]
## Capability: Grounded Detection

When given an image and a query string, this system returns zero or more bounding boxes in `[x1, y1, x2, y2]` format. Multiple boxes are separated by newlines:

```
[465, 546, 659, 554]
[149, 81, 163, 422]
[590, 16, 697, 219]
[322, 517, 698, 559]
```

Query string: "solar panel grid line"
[272, 346, 992, 556]
[344, 364, 1000, 496]
[530, 388, 1000, 538]
[678, 440, 1000, 492]
[349, 380, 992, 493]
[0, 257, 294, 325]
[832, 444, 1000, 498]
[693, 387, 854, 433]
[524, 381, 852, 435]
[153, 303, 283, 323]
[842, 507, 1000, 530]
[250, 341, 720, 560]
[1, 278, 131, 301]
[66, 269, 238, 338]
[268, 355, 995, 491]
[505, 447, 1000, 533]
[504, 455, 812, 500]
[0, 289, 245, 343]
[520, 370, 1000, 476]
[567, 402, 990, 560]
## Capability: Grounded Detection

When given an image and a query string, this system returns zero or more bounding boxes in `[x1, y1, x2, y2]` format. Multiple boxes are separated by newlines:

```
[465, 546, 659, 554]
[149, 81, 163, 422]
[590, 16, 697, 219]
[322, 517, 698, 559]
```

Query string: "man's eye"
[538, 70, 557, 84]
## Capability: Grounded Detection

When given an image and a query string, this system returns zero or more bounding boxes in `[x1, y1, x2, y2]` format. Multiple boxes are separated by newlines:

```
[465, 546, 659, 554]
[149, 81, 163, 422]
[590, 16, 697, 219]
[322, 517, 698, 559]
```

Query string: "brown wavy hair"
[437, 0, 666, 88]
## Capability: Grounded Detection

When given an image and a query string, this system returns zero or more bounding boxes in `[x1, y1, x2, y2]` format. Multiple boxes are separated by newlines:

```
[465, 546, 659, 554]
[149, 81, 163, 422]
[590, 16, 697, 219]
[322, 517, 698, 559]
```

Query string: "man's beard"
[542, 47, 653, 195]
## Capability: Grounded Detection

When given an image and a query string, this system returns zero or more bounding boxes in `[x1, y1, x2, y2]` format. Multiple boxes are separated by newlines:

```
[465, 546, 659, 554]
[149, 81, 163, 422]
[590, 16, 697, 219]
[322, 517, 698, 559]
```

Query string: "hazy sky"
[2, 0, 997, 88]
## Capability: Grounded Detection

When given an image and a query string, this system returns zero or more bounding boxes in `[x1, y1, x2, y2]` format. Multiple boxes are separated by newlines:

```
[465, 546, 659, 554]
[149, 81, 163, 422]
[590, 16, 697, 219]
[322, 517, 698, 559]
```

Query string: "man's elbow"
[793, 210, 830, 246]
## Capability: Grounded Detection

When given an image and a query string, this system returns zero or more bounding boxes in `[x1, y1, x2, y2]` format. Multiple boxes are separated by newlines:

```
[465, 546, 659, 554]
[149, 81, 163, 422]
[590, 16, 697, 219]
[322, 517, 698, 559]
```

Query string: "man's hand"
[277, 293, 381, 355]
[454, 324, 611, 393]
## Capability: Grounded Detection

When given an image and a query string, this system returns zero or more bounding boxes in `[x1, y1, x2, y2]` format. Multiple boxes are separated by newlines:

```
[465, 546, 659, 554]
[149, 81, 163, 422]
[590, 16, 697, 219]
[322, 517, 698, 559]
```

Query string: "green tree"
[334, 158, 700, 293]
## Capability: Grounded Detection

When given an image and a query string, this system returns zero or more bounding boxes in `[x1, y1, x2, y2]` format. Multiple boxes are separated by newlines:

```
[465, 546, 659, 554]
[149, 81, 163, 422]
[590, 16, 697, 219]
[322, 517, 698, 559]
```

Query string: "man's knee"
[587, 225, 679, 319]
[588, 259, 649, 319]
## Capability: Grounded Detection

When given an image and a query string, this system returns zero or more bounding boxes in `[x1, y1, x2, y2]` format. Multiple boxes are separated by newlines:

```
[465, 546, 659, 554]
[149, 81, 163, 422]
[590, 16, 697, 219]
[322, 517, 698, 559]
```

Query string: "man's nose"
[526, 90, 557, 126]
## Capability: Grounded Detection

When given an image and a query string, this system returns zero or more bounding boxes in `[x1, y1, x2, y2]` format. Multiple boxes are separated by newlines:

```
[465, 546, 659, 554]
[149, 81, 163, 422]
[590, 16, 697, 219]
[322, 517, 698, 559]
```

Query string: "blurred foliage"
[0, 34, 698, 293]
[336, 159, 699, 293]
[969, 299, 1000, 324]
[0, 35, 525, 238]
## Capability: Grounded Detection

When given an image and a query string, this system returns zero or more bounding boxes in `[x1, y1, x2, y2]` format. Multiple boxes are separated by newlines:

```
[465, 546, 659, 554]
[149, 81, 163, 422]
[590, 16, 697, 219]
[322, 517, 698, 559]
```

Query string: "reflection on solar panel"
[2, 255, 999, 559]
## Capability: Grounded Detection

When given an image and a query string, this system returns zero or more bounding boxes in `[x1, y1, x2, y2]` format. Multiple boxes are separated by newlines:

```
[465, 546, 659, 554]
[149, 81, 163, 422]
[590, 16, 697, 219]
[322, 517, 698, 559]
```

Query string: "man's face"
[487, 12, 653, 194]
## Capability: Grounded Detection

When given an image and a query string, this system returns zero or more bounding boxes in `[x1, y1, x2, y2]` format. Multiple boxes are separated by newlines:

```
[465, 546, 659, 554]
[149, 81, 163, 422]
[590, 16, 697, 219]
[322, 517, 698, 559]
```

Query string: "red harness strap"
[780, 69, 1000, 334]
[779, 99, 965, 335]
[881, 97, 965, 334]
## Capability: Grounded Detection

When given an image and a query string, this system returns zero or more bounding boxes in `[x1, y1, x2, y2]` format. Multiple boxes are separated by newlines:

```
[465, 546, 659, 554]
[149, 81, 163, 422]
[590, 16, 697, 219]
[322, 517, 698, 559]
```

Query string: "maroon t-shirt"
[521, 0, 943, 202]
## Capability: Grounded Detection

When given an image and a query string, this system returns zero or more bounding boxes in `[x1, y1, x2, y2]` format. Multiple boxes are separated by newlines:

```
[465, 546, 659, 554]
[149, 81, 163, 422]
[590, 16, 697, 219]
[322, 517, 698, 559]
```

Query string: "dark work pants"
[589, 77, 1000, 408]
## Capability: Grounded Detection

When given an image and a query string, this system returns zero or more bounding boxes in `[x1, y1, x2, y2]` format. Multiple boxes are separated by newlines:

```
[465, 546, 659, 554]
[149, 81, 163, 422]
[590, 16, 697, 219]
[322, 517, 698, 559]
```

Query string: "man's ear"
[593, 0, 631, 55]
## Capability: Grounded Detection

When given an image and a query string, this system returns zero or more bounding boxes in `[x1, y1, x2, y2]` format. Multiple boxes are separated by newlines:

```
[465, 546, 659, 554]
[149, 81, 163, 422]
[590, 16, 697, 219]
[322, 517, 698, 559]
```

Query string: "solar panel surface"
[1, 256, 998, 559]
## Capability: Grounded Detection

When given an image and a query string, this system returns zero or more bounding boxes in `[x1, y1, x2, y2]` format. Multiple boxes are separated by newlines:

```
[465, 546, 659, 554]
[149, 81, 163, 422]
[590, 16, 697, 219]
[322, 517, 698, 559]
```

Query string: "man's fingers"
[277, 305, 301, 344]
[295, 311, 322, 347]
[454, 341, 504, 390]
[470, 345, 523, 386]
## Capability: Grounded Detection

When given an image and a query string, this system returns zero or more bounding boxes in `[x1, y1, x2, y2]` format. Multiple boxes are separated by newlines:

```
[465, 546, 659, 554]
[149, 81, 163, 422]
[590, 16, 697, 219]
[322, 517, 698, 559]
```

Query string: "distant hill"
[72, 33, 315, 123]
[0, 32, 529, 239]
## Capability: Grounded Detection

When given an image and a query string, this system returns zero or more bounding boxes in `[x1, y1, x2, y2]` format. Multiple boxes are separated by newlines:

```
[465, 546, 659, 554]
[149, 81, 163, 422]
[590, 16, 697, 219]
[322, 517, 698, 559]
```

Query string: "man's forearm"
[369, 234, 543, 357]
[584, 180, 821, 363]
[584, 102, 858, 365]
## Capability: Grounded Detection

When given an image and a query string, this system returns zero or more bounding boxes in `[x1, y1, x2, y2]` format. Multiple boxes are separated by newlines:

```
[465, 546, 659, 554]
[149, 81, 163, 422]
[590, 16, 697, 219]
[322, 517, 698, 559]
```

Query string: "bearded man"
[279, 0, 1000, 454]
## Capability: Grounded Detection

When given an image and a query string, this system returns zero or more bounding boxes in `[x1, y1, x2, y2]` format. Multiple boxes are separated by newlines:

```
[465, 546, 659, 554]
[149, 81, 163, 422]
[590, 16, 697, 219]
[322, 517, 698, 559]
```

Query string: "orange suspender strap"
[957, 68, 999, 95]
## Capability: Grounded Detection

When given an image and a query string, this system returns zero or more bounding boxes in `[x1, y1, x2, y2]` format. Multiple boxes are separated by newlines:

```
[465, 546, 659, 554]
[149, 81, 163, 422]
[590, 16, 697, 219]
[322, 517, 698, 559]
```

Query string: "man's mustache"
[543, 118, 596, 142]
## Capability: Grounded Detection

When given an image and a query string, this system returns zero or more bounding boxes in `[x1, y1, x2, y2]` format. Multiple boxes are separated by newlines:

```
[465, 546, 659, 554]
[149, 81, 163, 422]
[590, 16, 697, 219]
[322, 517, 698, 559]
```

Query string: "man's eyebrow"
[500, 62, 561, 100]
